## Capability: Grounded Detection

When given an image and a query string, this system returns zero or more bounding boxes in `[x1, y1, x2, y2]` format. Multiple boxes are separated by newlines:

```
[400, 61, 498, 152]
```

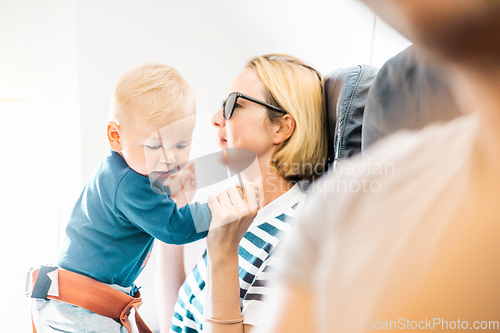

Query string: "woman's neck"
[243, 156, 294, 208]
[260, 169, 294, 207]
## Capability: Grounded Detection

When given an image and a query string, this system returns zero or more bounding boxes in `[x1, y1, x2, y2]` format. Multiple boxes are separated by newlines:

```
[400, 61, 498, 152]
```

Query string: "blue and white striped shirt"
[170, 185, 306, 332]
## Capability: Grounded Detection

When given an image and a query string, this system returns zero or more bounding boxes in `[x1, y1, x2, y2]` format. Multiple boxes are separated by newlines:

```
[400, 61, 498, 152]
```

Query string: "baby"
[31, 64, 216, 332]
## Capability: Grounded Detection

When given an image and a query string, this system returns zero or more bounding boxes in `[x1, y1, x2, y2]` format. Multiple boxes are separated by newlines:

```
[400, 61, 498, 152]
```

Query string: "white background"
[0, 0, 410, 331]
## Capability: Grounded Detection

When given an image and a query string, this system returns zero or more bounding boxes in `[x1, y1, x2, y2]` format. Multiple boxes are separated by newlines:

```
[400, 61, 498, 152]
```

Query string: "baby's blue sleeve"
[114, 170, 210, 244]
[187, 201, 211, 233]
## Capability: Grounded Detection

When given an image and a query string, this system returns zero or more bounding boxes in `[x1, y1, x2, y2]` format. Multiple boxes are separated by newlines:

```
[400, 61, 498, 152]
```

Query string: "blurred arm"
[258, 282, 315, 333]
[156, 241, 186, 333]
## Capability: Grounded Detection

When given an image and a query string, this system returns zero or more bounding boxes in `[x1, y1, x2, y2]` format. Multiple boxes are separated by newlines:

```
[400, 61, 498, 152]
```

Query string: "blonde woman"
[158, 54, 328, 333]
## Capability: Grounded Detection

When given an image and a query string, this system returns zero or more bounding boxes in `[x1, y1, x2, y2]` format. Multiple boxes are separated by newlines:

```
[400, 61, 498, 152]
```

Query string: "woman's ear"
[107, 121, 122, 152]
[272, 114, 296, 145]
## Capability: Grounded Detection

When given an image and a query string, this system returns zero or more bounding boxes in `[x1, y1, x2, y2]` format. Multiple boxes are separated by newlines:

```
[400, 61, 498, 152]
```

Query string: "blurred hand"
[165, 162, 196, 207]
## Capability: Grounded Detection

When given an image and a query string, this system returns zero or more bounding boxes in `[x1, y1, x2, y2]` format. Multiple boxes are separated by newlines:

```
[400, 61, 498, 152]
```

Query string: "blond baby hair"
[110, 63, 194, 123]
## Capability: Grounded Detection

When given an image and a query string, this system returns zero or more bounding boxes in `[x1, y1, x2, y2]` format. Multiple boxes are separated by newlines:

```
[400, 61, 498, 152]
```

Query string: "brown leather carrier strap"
[29, 267, 152, 333]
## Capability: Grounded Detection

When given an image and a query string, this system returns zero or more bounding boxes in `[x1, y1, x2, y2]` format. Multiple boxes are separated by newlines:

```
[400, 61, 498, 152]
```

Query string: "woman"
[158, 54, 328, 333]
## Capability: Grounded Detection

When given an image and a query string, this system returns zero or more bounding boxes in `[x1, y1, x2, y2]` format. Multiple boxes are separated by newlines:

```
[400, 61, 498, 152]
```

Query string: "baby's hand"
[165, 162, 196, 207]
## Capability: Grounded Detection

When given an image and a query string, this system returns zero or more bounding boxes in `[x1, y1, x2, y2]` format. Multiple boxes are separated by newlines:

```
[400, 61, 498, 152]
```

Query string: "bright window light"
[0, 86, 60, 332]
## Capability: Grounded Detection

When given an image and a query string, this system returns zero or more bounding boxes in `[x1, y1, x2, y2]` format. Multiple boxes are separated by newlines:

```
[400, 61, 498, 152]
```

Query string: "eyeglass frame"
[222, 92, 287, 120]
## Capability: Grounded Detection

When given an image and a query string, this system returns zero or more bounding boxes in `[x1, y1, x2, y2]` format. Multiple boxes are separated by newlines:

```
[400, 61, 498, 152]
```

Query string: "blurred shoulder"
[303, 114, 479, 233]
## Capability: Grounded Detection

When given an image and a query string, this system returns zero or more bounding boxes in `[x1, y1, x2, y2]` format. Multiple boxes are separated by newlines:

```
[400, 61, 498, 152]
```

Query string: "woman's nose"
[211, 108, 225, 127]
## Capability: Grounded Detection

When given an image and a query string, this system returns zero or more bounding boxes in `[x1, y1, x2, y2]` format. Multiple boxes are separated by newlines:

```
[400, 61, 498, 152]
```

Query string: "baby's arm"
[116, 167, 210, 244]
[116, 168, 256, 245]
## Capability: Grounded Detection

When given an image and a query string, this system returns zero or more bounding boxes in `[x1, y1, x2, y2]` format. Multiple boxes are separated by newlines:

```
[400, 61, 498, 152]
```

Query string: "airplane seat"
[361, 45, 462, 150]
[324, 64, 378, 164]
[323, 45, 462, 167]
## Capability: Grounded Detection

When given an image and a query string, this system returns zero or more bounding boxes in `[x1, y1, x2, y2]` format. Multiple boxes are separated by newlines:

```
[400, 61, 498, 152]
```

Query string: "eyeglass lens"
[224, 93, 237, 119]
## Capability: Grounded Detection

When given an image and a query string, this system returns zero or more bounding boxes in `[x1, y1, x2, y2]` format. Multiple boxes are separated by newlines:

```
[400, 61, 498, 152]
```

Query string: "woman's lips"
[216, 137, 227, 146]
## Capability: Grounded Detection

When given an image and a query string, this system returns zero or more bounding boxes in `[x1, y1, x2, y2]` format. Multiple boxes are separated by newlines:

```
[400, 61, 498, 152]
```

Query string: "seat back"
[323, 45, 463, 167]
[362, 46, 462, 150]
[324, 65, 378, 163]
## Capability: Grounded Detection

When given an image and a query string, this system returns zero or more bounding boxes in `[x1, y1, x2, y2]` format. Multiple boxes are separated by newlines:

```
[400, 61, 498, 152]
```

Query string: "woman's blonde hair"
[247, 54, 328, 181]
[111, 63, 194, 123]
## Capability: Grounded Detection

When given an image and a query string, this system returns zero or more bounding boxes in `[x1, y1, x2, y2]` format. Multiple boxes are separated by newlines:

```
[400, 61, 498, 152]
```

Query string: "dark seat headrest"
[324, 65, 378, 163]
[362, 45, 462, 150]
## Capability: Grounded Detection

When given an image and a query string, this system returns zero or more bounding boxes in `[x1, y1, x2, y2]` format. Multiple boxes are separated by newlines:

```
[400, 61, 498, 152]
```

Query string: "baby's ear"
[107, 121, 122, 151]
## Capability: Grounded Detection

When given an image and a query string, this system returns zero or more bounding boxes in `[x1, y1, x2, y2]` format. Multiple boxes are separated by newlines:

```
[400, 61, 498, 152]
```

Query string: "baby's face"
[118, 110, 196, 183]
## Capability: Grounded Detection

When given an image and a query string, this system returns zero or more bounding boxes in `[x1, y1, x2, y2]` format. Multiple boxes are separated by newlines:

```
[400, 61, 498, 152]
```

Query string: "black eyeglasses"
[222, 92, 287, 120]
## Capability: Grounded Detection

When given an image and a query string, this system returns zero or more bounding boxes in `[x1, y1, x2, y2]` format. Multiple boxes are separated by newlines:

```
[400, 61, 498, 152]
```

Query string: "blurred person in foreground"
[260, 0, 500, 332]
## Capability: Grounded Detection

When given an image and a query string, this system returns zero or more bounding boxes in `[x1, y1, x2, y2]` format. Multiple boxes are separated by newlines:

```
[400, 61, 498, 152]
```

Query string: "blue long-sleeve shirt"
[54, 150, 210, 287]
